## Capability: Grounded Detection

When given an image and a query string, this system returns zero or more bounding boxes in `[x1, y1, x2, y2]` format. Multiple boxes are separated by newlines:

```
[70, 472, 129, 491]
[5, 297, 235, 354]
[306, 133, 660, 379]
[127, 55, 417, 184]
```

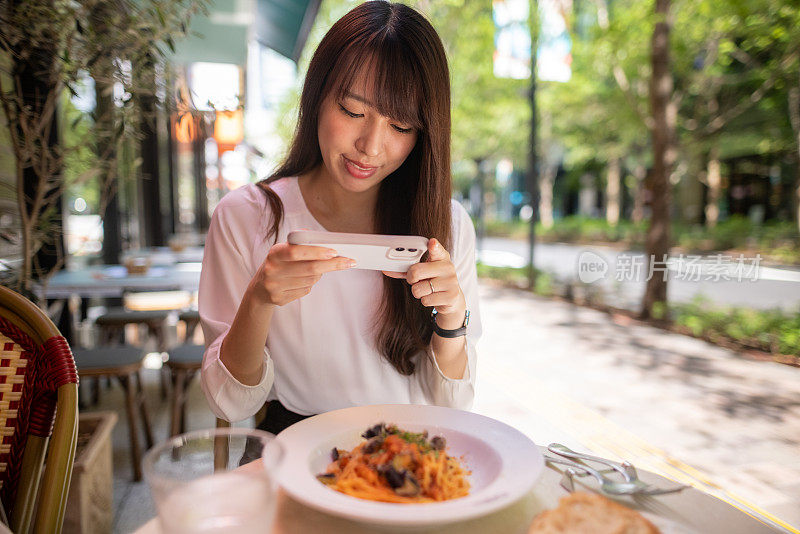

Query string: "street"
[479, 237, 800, 312]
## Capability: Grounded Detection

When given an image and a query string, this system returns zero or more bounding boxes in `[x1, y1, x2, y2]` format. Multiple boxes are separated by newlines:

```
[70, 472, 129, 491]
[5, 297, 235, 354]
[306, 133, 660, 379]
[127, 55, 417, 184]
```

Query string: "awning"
[171, 0, 250, 65]
[255, 0, 322, 63]
[171, 0, 321, 66]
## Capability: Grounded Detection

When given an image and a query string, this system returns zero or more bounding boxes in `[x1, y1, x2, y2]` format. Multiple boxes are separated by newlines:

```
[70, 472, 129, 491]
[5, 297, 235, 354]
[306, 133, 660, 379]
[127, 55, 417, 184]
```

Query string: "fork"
[544, 445, 689, 496]
[548, 443, 640, 482]
[544, 454, 661, 495]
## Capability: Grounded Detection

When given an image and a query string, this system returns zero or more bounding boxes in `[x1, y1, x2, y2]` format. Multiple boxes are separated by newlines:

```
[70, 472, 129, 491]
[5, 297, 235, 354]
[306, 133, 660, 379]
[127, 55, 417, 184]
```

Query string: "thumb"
[426, 238, 449, 261]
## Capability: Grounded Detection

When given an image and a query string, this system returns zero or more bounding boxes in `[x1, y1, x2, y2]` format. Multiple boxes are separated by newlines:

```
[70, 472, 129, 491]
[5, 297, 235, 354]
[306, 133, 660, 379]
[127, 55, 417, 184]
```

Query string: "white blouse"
[198, 178, 482, 422]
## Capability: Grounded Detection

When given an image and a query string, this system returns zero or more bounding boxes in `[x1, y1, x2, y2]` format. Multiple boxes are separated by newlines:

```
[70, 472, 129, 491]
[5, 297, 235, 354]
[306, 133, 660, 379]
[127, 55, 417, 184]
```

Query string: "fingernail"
[325, 250, 337, 259]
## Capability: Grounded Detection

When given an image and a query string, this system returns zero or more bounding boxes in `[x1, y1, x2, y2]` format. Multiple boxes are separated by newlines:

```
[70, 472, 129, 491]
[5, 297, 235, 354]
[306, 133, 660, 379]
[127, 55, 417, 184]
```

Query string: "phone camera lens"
[395, 247, 405, 251]
[408, 248, 417, 252]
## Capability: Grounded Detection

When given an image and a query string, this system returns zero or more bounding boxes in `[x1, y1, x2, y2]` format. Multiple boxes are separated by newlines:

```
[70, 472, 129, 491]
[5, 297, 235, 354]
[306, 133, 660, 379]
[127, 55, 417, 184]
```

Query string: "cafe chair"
[0, 285, 79, 534]
[94, 309, 169, 354]
[71, 346, 154, 481]
[93, 303, 171, 401]
[178, 309, 200, 343]
[164, 344, 204, 437]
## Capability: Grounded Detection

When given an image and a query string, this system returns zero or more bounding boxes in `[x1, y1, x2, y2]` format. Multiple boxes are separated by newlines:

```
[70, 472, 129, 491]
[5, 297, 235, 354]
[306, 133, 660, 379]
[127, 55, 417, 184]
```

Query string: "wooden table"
[135, 447, 785, 534]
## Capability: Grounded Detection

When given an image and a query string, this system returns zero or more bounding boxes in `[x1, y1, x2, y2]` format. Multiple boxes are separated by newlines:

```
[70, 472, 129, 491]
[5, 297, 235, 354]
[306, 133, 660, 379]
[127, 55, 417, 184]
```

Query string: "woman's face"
[316, 71, 419, 194]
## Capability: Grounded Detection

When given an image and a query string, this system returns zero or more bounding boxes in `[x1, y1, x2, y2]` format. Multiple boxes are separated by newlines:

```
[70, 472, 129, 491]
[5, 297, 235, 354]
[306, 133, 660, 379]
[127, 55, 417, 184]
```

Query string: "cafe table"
[134, 445, 786, 534]
[123, 246, 205, 266]
[38, 262, 202, 300]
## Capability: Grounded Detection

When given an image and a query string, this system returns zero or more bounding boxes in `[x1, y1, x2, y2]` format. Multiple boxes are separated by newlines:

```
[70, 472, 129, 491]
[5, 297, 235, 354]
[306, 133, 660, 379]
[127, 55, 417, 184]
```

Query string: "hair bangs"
[327, 37, 424, 131]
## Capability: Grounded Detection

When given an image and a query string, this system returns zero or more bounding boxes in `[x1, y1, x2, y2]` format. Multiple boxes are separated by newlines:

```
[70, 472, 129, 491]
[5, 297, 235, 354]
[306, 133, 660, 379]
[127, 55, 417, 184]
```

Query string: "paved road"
[479, 237, 800, 312]
[473, 284, 800, 531]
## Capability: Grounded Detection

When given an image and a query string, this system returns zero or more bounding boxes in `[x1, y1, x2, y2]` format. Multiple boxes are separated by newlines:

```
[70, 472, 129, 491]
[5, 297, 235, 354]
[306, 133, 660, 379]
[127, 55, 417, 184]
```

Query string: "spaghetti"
[316, 423, 471, 503]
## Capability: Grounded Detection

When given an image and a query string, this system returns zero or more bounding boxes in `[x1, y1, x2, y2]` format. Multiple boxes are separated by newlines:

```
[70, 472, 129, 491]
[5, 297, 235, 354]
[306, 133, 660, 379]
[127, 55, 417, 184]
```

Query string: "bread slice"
[529, 492, 661, 534]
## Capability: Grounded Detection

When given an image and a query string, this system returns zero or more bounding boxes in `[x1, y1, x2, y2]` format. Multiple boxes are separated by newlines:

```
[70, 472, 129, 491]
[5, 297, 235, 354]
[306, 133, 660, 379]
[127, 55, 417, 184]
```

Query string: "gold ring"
[429, 280, 435, 294]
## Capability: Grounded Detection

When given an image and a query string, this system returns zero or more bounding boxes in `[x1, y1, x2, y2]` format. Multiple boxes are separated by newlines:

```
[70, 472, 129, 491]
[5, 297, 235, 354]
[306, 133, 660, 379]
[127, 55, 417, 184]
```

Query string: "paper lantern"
[174, 113, 197, 144]
[213, 109, 244, 146]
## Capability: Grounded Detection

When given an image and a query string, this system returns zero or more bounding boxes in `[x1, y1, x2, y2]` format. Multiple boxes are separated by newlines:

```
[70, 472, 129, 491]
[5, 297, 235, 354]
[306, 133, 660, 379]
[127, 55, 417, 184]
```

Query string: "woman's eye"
[392, 124, 414, 134]
[339, 104, 362, 118]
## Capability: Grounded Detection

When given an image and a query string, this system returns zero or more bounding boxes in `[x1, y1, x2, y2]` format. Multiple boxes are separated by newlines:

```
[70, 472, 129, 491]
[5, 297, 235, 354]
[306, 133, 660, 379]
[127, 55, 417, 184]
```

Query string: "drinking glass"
[143, 427, 282, 534]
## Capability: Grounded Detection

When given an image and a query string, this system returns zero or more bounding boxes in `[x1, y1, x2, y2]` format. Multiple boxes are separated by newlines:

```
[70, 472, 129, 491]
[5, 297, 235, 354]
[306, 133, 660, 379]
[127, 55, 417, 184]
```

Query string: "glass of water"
[143, 427, 282, 534]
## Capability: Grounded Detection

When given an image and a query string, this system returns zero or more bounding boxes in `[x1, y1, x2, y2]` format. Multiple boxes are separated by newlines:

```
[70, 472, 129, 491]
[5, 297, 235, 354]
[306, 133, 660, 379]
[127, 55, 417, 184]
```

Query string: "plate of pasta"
[273, 404, 543, 526]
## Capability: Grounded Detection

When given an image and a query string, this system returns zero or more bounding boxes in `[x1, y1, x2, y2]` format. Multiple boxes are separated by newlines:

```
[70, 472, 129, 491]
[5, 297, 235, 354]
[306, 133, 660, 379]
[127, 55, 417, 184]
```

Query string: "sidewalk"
[472, 282, 800, 530]
[99, 281, 800, 532]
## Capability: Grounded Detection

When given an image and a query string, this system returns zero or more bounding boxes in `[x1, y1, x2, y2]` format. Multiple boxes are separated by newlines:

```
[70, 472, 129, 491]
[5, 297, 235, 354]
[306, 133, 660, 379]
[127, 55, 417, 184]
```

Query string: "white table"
[135, 448, 786, 534]
[123, 246, 205, 266]
[38, 263, 202, 300]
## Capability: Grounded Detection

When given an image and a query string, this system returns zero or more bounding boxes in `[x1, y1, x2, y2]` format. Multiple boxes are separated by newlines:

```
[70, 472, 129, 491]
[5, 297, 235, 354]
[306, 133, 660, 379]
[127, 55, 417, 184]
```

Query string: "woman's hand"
[249, 243, 355, 306]
[383, 238, 466, 328]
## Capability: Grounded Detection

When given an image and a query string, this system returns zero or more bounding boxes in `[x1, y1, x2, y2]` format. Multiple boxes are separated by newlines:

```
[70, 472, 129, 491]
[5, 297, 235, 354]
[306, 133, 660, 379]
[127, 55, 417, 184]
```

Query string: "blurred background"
[3, 0, 799, 352]
[1, 0, 799, 532]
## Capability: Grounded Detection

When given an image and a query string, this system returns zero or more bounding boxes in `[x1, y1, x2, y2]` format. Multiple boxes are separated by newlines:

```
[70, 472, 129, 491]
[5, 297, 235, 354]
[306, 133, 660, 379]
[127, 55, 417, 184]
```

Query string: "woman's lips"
[343, 156, 378, 179]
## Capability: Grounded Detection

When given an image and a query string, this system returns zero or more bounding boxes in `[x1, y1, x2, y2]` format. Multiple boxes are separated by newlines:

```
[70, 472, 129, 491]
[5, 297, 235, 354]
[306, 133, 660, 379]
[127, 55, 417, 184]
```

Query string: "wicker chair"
[0, 285, 79, 534]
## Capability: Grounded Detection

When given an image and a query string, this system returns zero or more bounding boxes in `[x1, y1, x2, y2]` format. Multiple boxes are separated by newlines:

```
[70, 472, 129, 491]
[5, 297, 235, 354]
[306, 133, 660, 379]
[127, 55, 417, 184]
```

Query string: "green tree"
[417, 0, 530, 243]
[671, 0, 798, 227]
[543, 0, 650, 227]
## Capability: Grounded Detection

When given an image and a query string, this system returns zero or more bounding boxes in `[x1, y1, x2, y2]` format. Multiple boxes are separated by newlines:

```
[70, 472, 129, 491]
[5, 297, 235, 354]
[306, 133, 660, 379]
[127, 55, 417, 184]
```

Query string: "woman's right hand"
[248, 243, 355, 306]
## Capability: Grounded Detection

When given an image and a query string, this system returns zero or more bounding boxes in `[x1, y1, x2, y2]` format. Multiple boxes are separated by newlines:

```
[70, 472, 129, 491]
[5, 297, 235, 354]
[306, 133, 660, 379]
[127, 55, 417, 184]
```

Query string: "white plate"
[273, 404, 543, 526]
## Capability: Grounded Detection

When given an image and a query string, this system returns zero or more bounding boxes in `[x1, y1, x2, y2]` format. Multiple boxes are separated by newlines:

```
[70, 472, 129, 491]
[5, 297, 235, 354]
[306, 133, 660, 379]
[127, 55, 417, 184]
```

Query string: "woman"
[199, 1, 482, 435]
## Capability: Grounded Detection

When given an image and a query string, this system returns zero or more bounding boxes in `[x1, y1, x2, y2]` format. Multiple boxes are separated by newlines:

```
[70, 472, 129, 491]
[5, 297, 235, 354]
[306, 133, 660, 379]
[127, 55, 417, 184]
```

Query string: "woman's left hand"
[383, 238, 466, 325]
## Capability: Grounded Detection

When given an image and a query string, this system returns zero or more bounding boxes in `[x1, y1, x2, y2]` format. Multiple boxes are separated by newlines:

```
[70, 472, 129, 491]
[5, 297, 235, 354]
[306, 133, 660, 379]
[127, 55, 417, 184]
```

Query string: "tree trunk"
[88, 1, 122, 265]
[96, 79, 122, 265]
[642, 0, 675, 319]
[192, 116, 210, 232]
[795, 154, 800, 235]
[704, 148, 722, 229]
[632, 164, 646, 224]
[539, 165, 556, 229]
[474, 158, 486, 254]
[138, 54, 165, 247]
[789, 73, 800, 234]
[12, 15, 64, 294]
[606, 157, 621, 226]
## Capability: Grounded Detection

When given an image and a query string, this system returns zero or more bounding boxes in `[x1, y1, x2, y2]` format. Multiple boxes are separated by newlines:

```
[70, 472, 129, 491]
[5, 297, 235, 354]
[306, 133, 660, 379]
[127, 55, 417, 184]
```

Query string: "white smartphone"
[287, 230, 429, 272]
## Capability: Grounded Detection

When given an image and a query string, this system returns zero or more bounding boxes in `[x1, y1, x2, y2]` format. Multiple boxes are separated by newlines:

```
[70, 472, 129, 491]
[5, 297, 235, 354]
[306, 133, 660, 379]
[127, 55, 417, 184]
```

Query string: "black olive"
[379, 465, 406, 489]
[431, 436, 446, 450]
[362, 423, 386, 439]
[362, 436, 384, 454]
[331, 448, 339, 461]
[394, 472, 421, 497]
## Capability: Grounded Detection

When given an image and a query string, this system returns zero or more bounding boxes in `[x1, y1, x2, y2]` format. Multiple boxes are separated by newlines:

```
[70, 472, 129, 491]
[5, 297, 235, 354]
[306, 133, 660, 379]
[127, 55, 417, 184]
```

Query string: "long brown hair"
[256, 1, 452, 375]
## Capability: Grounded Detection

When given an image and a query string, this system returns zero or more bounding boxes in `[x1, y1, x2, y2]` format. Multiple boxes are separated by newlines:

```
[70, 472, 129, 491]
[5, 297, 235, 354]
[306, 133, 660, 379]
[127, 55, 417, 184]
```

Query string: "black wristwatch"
[431, 308, 470, 338]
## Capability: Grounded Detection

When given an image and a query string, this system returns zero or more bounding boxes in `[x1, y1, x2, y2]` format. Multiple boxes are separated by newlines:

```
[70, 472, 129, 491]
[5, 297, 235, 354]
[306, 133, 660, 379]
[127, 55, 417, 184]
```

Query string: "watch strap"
[431, 309, 470, 338]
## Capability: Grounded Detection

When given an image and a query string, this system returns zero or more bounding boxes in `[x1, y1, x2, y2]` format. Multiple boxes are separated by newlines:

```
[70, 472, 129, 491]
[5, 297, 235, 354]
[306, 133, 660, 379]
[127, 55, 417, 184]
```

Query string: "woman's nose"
[355, 120, 383, 157]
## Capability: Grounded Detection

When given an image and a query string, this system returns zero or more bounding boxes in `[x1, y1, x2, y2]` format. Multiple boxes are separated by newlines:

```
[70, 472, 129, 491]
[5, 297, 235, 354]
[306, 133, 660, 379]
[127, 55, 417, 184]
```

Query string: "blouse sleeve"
[418, 201, 482, 410]
[198, 191, 274, 422]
